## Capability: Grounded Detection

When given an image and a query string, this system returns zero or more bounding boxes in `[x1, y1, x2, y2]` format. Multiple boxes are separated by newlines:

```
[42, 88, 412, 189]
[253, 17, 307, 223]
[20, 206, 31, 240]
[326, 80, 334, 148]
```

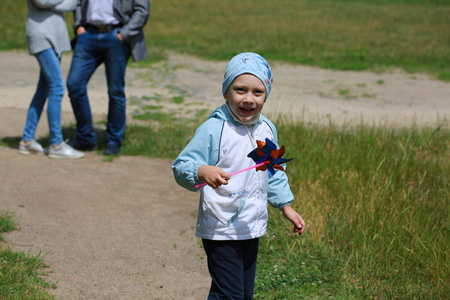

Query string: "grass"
[0, 212, 55, 299]
[148, 0, 450, 81]
[1, 0, 449, 80]
[0, 212, 17, 242]
[257, 122, 449, 299]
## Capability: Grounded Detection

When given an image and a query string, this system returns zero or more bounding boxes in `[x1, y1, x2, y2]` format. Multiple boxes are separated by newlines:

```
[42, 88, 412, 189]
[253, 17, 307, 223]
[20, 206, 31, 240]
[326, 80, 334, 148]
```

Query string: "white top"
[86, 0, 120, 25]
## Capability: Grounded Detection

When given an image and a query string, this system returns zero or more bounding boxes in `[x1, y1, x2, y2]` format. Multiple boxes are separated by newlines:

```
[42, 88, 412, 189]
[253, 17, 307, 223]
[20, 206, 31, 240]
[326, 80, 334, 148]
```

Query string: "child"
[172, 52, 305, 300]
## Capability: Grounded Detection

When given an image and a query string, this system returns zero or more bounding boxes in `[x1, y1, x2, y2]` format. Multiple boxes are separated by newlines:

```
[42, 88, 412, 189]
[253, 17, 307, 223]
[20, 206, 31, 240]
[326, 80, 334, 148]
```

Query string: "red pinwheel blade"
[270, 145, 285, 159]
[256, 165, 267, 172]
[272, 164, 285, 172]
[256, 140, 266, 157]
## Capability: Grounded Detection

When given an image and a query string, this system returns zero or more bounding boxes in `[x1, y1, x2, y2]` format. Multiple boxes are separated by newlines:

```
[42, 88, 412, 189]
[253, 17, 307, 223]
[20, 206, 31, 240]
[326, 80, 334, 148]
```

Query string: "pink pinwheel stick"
[195, 160, 269, 188]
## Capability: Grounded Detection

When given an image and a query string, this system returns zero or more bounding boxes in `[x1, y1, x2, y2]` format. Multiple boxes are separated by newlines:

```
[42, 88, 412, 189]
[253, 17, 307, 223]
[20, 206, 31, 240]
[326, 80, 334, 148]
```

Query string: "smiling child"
[172, 52, 305, 300]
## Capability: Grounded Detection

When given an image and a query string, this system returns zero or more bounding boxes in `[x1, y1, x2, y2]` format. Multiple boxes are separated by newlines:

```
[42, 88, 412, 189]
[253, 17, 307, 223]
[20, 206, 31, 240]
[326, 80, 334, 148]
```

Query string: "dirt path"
[0, 50, 449, 299]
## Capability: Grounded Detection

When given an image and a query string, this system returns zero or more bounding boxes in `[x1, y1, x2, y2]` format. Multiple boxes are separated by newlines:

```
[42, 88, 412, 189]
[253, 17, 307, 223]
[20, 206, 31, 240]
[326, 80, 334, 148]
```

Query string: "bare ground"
[0, 50, 449, 299]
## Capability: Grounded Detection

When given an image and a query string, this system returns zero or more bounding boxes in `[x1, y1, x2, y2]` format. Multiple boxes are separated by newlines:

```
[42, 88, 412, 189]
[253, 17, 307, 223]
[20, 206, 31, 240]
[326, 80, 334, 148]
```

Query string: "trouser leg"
[67, 31, 102, 145]
[202, 238, 259, 300]
[103, 29, 131, 147]
[22, 68, 48, 142]
[37, 49, 65, 146]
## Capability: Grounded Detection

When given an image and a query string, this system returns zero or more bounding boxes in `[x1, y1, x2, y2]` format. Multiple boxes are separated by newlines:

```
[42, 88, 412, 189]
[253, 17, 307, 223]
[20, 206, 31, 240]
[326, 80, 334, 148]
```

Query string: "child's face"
[224, 74, 266, 123]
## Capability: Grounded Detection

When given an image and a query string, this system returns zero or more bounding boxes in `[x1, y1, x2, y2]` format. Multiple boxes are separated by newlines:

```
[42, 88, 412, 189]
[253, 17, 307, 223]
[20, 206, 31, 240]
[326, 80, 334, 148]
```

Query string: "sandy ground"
[0, 50, 449, 300]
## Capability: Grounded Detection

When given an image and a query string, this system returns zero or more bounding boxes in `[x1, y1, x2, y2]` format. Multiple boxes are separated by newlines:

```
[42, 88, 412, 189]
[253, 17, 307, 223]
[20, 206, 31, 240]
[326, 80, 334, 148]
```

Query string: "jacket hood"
[207, 104, 236, 125]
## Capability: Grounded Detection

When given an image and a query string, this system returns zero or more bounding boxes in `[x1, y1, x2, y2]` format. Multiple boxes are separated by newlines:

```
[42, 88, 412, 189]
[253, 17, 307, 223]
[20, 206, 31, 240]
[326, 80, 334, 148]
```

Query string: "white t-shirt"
[86, 0, 120, 25]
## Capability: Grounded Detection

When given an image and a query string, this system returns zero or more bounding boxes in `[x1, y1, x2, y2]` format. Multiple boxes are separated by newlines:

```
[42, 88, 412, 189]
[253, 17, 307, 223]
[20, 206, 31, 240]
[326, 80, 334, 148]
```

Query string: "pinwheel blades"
[247, 138, 293, 177]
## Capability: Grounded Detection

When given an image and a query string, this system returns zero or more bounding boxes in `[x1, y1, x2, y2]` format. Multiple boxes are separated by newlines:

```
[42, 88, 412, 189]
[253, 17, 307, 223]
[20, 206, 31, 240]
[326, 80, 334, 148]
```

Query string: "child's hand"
[281, 205, 306, 235]
[198, 165, 231, 189]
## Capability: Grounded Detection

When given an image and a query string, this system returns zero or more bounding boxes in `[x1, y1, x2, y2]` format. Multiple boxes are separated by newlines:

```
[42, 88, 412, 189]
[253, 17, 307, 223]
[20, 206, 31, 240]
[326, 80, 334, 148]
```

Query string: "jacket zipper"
[245, 125, 257, 148]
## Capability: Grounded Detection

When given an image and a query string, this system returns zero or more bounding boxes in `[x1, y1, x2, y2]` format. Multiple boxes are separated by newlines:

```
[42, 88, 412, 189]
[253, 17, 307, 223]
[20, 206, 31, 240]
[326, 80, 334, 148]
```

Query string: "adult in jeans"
[67, 0, 150, 155]
[20, 0, 84, 159]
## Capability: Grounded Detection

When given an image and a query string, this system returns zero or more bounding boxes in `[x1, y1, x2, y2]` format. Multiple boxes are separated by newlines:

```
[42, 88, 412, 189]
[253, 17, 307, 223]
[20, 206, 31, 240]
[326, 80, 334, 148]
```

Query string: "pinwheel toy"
[195, 138, 293, 188]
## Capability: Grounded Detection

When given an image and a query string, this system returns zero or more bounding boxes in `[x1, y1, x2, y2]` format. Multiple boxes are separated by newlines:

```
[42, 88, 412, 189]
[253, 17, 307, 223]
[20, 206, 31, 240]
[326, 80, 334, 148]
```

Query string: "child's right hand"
[198, 165, 230, 189]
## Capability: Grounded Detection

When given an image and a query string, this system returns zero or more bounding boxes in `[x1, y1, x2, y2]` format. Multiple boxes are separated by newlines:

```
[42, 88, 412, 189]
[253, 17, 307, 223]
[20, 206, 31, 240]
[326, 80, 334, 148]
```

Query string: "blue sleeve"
[172, 119, 223, 192]
[268, 167, 295, 209]
[265, 120, 295, 209]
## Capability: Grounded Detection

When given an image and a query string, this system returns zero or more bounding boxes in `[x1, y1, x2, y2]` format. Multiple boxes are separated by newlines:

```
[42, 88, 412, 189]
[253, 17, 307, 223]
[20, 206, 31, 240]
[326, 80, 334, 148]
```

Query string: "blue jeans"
[67, 28, 130, 147]
[23, 48, 64, 146]
[202, 238, 259, 300]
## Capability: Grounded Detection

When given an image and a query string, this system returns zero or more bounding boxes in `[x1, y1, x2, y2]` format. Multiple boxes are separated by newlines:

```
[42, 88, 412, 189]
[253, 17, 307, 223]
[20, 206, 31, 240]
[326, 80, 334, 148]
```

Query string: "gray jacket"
[73, 0, 150, 62]
[26, 0, 76, 57]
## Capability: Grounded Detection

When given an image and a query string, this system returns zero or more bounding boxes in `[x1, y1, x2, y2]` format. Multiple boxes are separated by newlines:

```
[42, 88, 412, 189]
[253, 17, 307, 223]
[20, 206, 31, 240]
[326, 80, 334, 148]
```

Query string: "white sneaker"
[48, 141, 84, 159]
[19, 140, 44, 155]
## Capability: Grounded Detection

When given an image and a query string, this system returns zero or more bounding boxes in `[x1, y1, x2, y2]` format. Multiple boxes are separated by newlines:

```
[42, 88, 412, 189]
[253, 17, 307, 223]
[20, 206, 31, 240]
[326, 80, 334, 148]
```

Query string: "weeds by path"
[0, 212, 55, 299]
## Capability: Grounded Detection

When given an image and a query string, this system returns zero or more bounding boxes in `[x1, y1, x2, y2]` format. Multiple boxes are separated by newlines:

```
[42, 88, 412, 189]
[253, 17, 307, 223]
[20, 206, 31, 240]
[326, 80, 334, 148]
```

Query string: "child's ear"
[223, 93, 228, 100]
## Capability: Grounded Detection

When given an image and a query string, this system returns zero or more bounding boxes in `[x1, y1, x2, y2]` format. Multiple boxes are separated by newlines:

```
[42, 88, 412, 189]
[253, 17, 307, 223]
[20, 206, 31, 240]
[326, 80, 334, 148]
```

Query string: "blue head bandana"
[222, 52, 273, 102]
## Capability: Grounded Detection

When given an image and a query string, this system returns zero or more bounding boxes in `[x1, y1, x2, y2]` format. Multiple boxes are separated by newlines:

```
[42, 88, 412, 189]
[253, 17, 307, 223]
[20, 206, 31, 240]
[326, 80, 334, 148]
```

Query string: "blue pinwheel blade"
[272, 157, 293, 165]
[247, 149, 266, 163]
[247, 138, 293, 177]
[261, 138, 277, 156]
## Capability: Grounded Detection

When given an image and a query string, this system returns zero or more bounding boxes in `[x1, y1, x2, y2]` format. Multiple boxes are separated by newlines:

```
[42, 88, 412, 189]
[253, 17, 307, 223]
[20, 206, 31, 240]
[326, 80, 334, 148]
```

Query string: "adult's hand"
[76, 26, 86, 35]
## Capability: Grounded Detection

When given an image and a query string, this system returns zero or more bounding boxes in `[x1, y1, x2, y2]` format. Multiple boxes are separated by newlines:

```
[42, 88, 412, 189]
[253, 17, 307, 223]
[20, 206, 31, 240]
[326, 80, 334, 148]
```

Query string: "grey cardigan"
[26, 0, 76, 57]
[72, 0, 150, 62]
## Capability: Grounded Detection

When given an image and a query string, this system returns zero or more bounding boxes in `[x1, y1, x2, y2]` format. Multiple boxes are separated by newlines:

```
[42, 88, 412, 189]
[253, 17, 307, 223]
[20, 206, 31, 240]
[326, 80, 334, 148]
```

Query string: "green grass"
[121, 121, 199, 158]
[148, 0, 450, 80]
[0, 212, 55, 299]
[2, 0, 449, 80]
[254, 122, 449, 299]
[0, 212, 17, 242]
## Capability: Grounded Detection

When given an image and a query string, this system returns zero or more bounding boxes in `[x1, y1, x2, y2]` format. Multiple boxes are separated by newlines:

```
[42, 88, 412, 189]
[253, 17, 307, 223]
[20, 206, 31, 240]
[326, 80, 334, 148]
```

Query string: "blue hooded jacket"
[172, 104, 294, 240]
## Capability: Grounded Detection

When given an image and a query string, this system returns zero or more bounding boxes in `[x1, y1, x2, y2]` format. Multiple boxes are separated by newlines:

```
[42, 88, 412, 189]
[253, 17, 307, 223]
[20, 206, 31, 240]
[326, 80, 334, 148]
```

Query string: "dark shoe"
[68, 139, 97, 151]
[103, 144, 121, 155]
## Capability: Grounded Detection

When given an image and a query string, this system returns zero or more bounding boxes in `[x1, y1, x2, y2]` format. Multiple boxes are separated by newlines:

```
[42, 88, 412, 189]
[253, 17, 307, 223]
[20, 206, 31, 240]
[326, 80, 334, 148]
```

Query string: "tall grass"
[255, 122, 449, 298]
[1, 0, 449, 80]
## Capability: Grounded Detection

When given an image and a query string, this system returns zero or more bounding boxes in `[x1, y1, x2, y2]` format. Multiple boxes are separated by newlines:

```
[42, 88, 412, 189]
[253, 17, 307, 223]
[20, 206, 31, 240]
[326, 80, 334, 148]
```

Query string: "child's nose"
[243, 93, 255, 102]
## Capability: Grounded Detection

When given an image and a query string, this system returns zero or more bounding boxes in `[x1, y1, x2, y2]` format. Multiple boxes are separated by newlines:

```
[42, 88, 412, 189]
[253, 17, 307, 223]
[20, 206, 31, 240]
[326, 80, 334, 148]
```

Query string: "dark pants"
[202, 238, 259, 300]
[67, 28, 131, 147]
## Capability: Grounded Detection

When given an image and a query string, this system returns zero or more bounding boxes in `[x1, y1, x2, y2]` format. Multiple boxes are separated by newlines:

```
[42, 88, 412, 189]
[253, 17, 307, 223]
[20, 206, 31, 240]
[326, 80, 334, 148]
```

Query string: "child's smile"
[224, 74, 266, 123]
[240, 107, 255, 114]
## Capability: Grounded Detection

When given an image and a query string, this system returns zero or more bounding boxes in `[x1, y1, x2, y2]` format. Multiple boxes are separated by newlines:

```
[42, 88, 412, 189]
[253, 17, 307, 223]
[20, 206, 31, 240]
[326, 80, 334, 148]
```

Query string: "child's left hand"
[281, 205, 306, 235]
